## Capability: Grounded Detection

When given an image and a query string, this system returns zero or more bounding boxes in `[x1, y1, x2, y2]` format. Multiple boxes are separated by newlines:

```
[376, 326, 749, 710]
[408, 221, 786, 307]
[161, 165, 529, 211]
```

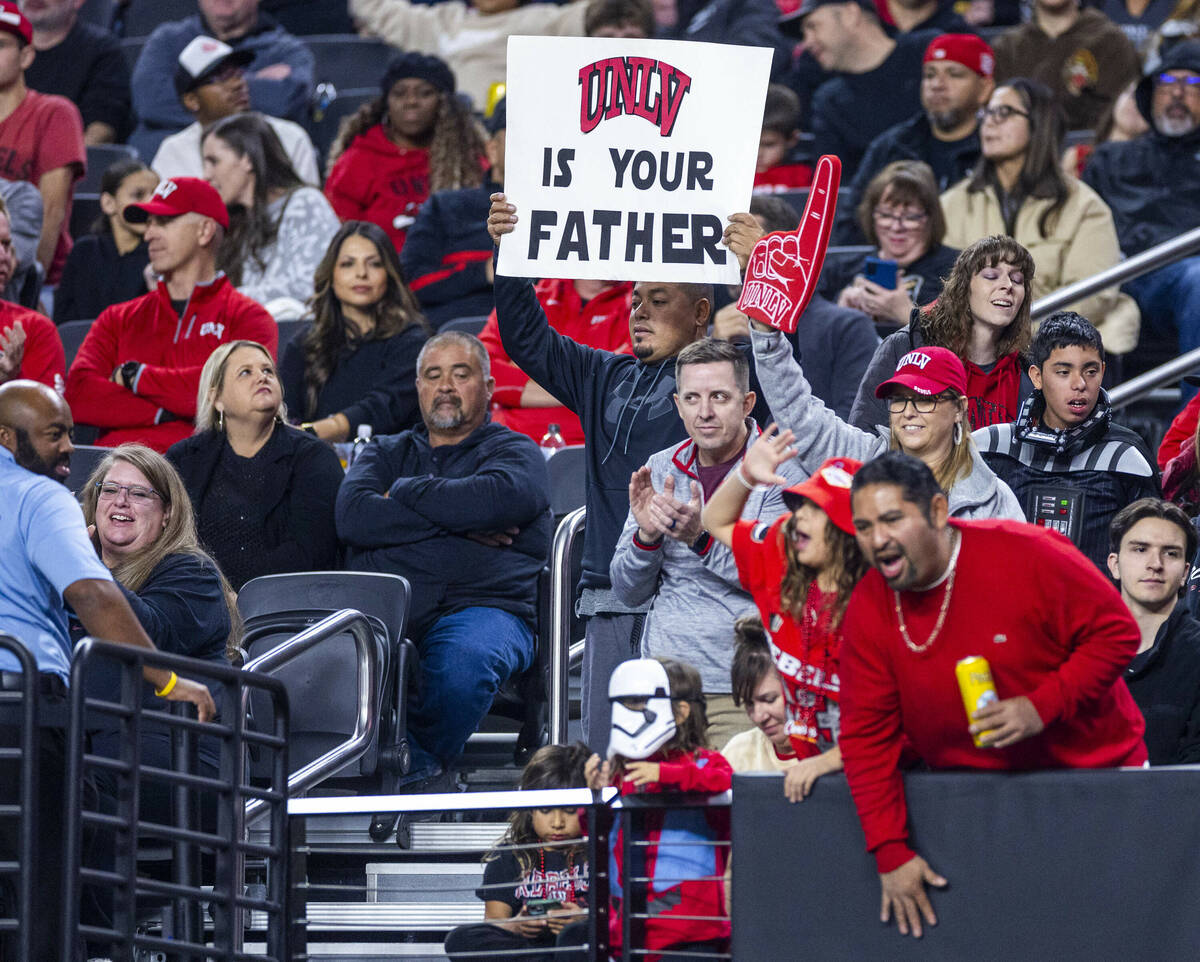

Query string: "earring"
[217, 409, 225, 432]
[953, 422, 963, 445]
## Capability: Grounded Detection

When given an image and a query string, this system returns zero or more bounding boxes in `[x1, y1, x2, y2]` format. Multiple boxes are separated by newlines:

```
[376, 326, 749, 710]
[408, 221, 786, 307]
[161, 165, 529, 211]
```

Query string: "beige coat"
[350, 0, 588, 108]
[940, 176, 1140, 354]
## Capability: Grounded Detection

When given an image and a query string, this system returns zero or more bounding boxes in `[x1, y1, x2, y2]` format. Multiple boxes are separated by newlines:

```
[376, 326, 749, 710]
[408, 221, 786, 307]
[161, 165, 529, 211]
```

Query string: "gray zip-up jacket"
[752, 327, 1025, 521]
[609, 422, 802, 693]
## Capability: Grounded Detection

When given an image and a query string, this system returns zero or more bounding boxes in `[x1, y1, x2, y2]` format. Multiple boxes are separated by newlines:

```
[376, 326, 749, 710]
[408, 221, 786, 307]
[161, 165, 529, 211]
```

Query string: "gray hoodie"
[609, 421, 803, 693]
[752, 327, 1025, 521]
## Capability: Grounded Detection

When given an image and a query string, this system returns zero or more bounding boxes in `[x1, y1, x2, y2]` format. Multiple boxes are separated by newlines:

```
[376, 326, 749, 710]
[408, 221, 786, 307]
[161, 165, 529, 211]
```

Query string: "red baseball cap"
[782, 457, 862, 535]
[0, 3, 31, 45]
[124, 177, 230, 230]
[924, 33, 995, 79]
[874, 346, 967, 399]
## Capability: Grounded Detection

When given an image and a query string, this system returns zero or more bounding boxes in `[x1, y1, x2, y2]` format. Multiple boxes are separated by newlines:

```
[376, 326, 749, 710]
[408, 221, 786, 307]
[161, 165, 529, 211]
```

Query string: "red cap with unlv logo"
[923, 33, 995, 79]
[123, 177, 230, 230]
[782, 457, 862, 535]
[0, 2, 31, 45]
[874, 345, 967, 399]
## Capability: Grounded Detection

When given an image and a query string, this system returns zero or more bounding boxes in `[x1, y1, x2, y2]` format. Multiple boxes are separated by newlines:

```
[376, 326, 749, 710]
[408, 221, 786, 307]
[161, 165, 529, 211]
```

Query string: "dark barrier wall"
[732, 769, 1200, 962]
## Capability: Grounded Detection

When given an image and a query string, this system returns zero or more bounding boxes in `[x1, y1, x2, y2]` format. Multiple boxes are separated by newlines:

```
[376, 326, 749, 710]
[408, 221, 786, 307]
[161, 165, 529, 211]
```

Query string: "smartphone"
[526, 898, 562, 916]
[863, 256, 898, 289]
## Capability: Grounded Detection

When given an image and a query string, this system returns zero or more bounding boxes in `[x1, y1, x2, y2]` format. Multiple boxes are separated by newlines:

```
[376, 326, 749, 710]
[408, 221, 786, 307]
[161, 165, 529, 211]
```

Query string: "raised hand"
[741, 424, 798, 487]
[737, 155, 841, 334]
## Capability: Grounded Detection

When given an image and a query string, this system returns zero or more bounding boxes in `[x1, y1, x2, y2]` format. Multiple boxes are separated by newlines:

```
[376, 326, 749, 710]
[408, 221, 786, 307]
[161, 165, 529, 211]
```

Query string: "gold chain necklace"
[893, 532, 960, 654]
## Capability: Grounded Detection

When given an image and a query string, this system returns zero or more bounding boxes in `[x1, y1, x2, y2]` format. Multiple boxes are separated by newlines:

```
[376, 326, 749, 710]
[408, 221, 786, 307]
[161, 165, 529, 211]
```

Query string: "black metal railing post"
[0, 635, 37, 962]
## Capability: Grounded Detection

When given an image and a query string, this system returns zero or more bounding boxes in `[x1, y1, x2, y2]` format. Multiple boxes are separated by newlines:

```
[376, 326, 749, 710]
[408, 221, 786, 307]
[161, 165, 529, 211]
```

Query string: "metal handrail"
[1109, 346, 1200, 410]
[1031, 225, 1200, 321]
[550, 507, 586, 745]
[242, 608, 380, 826]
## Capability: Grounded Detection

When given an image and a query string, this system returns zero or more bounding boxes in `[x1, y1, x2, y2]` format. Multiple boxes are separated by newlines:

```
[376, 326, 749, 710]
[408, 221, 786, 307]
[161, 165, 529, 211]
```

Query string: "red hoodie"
[963, 350, 1021, 429]
[64, 276, 277, 452]
[324, 124, 430, 255]
[1158, 392, 1200, 471]
[478, 278, 633, 444]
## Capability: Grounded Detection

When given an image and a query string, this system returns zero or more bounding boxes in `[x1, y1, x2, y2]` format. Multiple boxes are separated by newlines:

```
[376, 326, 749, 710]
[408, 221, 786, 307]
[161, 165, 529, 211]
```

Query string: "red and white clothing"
[64, 276, 277, 452]
[732, 515, 844, 758]
[323, 124, 430, 255]
[2, 302, 64, 393]
[1158, 392, 1200, 471]
[607, 747, 732, 958]
[478, 278, 633, 445]
[840, 519, 1148, 874]
[752, 162, 813, 193]
[0, 90, 85, 283]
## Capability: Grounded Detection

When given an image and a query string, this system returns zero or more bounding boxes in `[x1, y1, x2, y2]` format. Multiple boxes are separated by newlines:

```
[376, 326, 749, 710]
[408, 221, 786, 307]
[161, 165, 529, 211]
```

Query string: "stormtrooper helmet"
[607, 658, 676, 760]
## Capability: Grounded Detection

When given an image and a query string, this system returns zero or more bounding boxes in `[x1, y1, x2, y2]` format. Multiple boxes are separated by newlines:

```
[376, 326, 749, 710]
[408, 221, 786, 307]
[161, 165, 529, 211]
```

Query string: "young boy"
[975, 310, 1160, 571]
[752, 85, 812, 193]
[1107, 498, 1200, 766]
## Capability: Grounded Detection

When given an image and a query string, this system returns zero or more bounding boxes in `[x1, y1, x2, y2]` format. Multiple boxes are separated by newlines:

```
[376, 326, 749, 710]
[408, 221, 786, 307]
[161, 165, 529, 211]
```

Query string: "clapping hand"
[0, 320, 25, 383]
[629, 469, 702, 545]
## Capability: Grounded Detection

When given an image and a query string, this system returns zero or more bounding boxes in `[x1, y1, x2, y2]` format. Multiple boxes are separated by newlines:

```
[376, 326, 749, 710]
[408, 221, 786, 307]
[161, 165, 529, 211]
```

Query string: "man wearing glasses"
[1083, 41, 1200, 396]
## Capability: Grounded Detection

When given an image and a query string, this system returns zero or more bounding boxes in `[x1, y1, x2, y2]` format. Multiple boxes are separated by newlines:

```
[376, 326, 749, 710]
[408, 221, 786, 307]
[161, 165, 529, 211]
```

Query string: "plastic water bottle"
[539, 424, 566, 459]
[350, 424, 373, 465]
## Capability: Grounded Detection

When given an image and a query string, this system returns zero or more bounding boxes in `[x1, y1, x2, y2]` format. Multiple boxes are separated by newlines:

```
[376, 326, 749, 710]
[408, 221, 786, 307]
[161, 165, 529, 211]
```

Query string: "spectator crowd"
[3, 0, 1200, 956]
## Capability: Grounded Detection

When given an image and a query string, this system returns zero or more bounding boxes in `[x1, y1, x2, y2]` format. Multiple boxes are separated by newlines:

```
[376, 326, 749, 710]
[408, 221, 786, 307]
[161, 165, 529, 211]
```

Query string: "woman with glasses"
[849, 235, 1036, 433]
[940, 77, 1140, 356]
[167, 340, 344, 591]
[821, 161, 959, 328]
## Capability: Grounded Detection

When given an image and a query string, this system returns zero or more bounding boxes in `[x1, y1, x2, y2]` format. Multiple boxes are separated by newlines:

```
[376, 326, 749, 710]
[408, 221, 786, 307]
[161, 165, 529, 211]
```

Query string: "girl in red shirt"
[704, 429, 868, 802]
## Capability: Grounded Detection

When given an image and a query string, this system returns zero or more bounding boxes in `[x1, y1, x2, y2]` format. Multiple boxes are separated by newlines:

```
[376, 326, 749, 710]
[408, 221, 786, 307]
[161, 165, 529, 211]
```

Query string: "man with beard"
[838, 34, 994, 243]
[0, 379, 215, 958]
[336, 331, 552, 791]
[839, 451, 1146, 939]
[1084, 42, 1200, 384]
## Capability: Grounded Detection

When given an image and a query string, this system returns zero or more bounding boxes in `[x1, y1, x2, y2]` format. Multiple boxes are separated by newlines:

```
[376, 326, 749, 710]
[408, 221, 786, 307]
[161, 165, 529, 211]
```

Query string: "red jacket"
[1158, 392, 1200, 471]
[478, 278, 633, 444]
[608, 746, 732, 957]
[323, 124, 430, 254]
[64, 276, 277, 452]
[752, 162, 813, 192]
[3, 302, 64, 393]
[840, 519, 1147, 874]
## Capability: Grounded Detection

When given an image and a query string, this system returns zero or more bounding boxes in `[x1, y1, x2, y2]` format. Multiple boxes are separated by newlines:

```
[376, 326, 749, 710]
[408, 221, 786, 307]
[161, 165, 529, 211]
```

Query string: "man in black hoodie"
[974, 311, 1159, 571]
[488, 194, 711, 749]
[1083, 42, 1200, 374]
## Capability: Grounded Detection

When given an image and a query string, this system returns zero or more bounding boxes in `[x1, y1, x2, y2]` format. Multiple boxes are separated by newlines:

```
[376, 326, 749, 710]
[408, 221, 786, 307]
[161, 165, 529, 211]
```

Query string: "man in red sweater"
[841, 451, 1147, 939]
[64, 176, 277, 452]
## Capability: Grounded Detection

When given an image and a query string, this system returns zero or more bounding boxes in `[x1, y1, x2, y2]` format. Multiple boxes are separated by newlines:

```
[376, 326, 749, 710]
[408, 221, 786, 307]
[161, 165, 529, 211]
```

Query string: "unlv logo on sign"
[577, 57, 692, 137]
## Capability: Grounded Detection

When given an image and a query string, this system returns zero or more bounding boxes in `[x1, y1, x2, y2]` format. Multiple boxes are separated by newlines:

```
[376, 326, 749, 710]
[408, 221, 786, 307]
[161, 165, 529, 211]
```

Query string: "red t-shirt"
[753, 163, 814, 192]
[732, 515, 845, 758]
[840, 519, 1148, 874]
[2, 301, 64, 393]
[0, 90, 85, 283]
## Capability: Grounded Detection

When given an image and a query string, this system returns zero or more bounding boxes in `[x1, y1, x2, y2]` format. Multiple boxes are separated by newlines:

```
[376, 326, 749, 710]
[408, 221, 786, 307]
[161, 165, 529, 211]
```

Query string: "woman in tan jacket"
[941, 78, 1139, 356]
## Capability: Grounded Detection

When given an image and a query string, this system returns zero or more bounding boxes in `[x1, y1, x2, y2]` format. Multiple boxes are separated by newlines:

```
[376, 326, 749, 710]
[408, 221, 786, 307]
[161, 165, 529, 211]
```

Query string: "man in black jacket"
[488, 194, 712, 749]
[975, 311, 1159, 571]
[335, 331, 551, 787]
[1083, 42, 1200, 372]
[1108, 498, 1200, 765]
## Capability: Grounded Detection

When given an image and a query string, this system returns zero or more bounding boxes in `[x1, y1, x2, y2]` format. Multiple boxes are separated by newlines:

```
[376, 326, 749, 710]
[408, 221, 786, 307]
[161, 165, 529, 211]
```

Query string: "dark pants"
[582, 613, 645, 753]
[444, 920, 588, 961]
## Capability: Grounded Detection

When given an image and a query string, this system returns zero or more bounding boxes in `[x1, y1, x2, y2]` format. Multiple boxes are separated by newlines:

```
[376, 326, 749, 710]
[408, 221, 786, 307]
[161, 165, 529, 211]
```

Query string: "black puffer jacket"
[1082, 40, 1200, 257]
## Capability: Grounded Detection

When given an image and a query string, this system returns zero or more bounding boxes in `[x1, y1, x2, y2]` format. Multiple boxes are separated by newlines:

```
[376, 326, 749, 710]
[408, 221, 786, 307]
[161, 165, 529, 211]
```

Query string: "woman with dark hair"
[324, 53, 487, 255]
[202, 112, 341, 316]
[53, 159, 159, 323]
[941, 78, 1139, 355]
[850, 235, 1037, 432]
[821, 160, 959, 327]
[167, 340, 344, 591]
[279, 221, 429, 441]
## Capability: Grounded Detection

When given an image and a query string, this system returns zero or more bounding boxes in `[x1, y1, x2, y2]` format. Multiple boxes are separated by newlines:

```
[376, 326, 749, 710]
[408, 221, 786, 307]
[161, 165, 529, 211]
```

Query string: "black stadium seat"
[82, 144, 140, 194]
[58, 318, 94, 368]
[439, 315, 489, 337]
[67, 444, 110, 494]
[305, 35, 396, 93]
[70, 193, 102, 241]
[119, 36, 145, 74]
[308, 88, 376, 175]
[116, 0, 196, 39]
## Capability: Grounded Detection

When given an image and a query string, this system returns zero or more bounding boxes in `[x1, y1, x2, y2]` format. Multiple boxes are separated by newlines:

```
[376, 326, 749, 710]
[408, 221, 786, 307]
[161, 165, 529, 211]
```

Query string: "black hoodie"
[1082, 40, 1200, 257]
[1125, 604, 1200, 765]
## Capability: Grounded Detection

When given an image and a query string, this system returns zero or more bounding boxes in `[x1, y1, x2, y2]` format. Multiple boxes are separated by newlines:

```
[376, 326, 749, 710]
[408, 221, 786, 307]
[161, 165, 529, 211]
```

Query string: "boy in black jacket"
[974, 311, 1159, 570]
[1108, 498, 1200, 766]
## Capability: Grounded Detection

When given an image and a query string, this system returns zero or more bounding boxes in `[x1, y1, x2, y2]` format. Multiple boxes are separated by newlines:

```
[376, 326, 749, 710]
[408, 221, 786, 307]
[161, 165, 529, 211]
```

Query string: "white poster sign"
[497, 35, 772, 284]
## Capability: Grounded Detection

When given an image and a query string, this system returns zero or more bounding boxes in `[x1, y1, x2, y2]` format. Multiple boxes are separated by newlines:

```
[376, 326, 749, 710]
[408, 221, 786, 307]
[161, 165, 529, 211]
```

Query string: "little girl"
[54, 159, 159, 324]
[585, 657, 733, 961]
[444, 742, 591, 962]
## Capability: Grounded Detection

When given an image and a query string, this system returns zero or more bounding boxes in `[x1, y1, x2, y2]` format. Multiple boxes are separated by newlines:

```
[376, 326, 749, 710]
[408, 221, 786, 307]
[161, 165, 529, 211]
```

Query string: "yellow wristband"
[155, 672, 178, 697]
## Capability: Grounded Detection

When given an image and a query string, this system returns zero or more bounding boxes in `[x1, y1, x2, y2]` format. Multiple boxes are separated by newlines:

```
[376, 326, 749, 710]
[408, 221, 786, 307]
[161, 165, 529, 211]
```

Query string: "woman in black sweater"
[168, 339, 345, 590]
[280, 220, 429, 440]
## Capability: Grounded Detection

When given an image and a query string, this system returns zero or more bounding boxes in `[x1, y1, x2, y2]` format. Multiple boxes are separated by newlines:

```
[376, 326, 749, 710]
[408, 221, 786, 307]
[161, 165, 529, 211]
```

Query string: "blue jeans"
[1124, 256, 1200, 399]
[407, 607, 533, 775]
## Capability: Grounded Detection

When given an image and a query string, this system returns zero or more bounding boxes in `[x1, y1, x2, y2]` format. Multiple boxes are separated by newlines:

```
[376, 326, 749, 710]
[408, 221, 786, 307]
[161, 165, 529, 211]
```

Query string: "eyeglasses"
[887, 395, 946, 414]
[1157, 73, 1200, 92]
[95, 482, 162, 504]
[872, 208, 929, 229]
[978, 104, 1029, 123]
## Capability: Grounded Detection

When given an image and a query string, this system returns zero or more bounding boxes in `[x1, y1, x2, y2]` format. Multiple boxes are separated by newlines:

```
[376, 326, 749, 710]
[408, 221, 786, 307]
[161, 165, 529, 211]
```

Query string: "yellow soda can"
[956, 655, 998, 748]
